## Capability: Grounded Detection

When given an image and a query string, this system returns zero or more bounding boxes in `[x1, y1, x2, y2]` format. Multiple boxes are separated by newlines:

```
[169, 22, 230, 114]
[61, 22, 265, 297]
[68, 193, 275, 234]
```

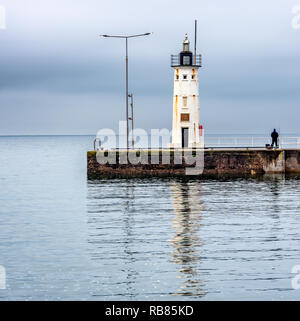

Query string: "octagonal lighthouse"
[170, 34, 203, 148]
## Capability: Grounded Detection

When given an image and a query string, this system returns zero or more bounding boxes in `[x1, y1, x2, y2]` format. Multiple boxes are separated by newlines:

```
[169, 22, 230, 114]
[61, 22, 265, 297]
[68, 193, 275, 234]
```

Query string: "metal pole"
[194, 20, 197, 65]
[99, 32, 152, 152]
[126, 37, 129, 152]
[131, 94, 134, 149]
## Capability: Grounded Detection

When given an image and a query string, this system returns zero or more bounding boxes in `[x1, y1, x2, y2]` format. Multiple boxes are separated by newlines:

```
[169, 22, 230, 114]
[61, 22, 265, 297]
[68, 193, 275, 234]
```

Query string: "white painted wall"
[170, 66, 201, 148]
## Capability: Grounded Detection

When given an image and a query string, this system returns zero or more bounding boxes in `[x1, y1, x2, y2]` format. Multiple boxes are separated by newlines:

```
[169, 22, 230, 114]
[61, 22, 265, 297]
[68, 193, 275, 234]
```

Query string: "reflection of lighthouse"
[170, 34, 202, 148]
[169, 181, 207, 298]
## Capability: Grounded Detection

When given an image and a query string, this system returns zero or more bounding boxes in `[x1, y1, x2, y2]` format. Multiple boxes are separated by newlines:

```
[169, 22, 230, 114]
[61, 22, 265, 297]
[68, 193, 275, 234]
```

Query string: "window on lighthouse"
[183, 56, 190, 65]
[183, 97, 187, 107]
[183, 75, 187, 80]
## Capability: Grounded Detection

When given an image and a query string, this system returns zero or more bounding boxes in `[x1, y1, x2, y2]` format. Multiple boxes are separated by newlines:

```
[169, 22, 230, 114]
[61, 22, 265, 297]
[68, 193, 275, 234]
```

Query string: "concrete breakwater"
[87, 149, 300, 179]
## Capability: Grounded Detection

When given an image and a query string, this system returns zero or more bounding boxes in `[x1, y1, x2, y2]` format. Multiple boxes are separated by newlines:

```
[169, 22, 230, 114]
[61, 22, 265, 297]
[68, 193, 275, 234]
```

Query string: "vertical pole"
[194, 20, 197, 65]
[131, 94, 134, 149]
[126, 38, 129, 153]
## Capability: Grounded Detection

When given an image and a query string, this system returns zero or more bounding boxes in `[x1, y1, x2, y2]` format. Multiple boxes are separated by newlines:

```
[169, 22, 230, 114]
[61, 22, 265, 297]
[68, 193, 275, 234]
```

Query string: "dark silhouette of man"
[271, 129, 279, 148]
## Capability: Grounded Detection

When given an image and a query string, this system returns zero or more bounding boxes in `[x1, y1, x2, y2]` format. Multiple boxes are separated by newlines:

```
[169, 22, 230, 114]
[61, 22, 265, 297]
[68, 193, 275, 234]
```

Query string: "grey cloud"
[0, 0, 299, 134]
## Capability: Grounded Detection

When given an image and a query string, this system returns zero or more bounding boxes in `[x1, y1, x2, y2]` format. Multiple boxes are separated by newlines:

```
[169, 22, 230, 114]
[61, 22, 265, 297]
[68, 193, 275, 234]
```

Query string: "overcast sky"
[0, 0, 299, 135]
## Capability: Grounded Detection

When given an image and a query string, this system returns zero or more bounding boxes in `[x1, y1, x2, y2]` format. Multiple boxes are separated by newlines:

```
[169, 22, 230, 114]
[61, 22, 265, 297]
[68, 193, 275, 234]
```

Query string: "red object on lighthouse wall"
[199, 125, 203, 136]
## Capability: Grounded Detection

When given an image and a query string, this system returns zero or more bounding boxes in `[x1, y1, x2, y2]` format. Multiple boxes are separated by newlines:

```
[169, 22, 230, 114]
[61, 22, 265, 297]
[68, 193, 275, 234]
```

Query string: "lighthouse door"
[181, 128, 189, 148]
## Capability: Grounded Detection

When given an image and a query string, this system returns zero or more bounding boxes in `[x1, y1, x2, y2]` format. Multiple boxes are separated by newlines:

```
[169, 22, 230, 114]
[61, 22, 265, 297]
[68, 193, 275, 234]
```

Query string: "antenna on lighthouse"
[194, 19, 197, 65]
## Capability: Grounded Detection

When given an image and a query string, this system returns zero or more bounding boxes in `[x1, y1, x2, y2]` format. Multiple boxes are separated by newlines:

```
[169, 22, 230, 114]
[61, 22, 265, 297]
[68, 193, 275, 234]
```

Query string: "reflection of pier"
[169, 180, 207, 298]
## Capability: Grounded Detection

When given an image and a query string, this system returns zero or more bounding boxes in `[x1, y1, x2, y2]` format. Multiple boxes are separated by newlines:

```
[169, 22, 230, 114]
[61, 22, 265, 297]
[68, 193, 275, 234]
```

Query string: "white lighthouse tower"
[170, 34, 203, 148]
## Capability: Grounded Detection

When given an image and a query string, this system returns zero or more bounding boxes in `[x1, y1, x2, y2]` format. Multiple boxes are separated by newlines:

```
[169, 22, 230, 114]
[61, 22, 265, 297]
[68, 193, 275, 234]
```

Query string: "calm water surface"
[0, 136, 300, 300]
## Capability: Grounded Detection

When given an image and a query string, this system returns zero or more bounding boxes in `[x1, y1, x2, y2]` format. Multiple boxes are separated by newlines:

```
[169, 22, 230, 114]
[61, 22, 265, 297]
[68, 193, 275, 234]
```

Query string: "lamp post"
[100, 32, 153, 151]
[128, 93, 134, 149]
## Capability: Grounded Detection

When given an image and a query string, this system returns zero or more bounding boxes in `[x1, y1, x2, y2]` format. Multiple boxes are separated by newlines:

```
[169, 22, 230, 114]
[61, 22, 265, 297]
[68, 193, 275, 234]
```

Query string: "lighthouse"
[170, 34, 202, 148]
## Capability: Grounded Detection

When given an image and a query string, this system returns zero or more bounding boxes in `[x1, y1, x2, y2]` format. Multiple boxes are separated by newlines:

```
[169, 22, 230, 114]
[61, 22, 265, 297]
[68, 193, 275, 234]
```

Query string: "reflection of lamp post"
[100, 33, 153, 151]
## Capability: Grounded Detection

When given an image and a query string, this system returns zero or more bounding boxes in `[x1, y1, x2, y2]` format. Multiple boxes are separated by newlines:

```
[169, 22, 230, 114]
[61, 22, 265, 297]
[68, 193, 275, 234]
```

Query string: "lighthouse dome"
[170, 33, 201, 67]
[180, 34, 192, 66]
[182, 34, 190, 52]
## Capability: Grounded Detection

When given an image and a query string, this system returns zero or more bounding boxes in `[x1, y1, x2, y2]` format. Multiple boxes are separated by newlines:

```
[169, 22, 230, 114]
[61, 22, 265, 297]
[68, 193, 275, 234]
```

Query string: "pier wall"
[87, 149, 300, 179]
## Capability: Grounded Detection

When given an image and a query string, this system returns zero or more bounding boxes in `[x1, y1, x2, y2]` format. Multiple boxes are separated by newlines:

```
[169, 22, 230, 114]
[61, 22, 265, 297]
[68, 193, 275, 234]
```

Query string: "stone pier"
[87, 149, 300, 179]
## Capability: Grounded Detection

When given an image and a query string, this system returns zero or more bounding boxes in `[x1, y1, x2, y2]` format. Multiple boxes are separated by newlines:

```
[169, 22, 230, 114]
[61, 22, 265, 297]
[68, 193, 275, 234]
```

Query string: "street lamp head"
[100, 33, 153, 38]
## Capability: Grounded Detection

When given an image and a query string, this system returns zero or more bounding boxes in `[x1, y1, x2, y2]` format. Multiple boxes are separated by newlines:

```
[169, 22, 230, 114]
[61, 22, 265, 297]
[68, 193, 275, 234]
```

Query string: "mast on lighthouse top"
[171, 34, 201, 67]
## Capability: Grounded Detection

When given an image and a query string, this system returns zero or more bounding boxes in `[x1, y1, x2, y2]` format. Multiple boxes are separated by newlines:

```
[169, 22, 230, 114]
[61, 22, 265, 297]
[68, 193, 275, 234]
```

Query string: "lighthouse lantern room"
[170, 34, 202, 148]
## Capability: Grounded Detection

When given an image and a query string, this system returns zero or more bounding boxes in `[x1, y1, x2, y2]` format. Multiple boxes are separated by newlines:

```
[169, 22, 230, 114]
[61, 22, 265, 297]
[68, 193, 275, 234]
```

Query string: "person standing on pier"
[271, 129, 279, 148]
